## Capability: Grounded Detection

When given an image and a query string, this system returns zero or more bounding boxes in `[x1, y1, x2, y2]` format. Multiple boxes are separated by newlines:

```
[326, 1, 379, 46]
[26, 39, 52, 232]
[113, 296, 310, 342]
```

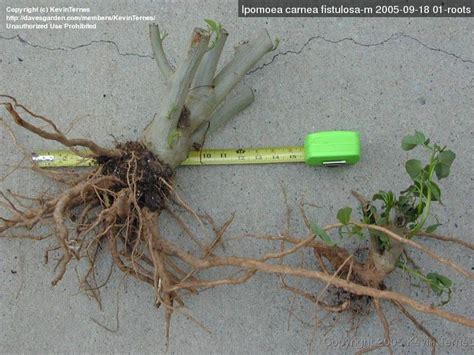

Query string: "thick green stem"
[185, 30, 273, 130]
[409, 151, 436, 238]
[142, 28, 210, 165]
[193, 28, 228, 88]
[142, 25, 273, 169]
[191, 87, 254, 143]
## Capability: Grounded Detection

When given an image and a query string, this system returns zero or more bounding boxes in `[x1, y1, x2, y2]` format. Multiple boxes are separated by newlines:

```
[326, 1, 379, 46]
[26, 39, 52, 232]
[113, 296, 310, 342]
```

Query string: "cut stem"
[143, 28, 210, 165]
[149, 24, 174, 83]
[213, 30, 273, 104]
[193, 28, 228, 88]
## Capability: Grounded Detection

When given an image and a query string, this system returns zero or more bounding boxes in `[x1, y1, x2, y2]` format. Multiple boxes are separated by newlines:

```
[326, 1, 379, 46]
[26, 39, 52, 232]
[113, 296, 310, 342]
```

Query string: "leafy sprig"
[400, 131, 455, 236]
[322, 131, 456, 302]
[204, 19, 223, 49]
[396, 259, 452, 304]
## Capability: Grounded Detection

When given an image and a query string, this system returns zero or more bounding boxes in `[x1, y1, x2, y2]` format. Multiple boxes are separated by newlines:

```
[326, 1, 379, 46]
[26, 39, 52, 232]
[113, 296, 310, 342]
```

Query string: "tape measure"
[32, 131, 360, 168]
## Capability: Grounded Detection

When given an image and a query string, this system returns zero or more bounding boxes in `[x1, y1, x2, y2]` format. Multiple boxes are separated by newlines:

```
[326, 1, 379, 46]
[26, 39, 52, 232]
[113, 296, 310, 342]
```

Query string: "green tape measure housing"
[304, 131, 360, 166]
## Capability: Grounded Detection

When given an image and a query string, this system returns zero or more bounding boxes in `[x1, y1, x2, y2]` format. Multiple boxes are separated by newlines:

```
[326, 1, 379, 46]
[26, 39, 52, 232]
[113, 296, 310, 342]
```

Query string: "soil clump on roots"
[97, 141, 173, 211]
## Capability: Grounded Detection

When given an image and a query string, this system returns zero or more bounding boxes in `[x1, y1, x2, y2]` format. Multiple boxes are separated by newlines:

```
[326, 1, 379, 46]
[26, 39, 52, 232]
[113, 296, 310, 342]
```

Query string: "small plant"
[308, 132, 470, 352]
[327, 131, 456, 300]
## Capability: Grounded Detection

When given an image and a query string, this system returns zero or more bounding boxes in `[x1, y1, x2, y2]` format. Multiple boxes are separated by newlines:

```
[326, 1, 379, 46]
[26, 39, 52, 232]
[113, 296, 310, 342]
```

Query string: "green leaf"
[204, 19, 222, 49]
[434, 162, 450, 179]
[372, 191, 386, 201]
[414, 130, 426, 144]
[204, 19, 219, 32]
[372, 191, 395, 207]
[309, 222, 336, 246]
[434, 150, 455, 179]
[405, 159, 423, 180]
[425, 223, 441, 233]
[401, 131, 425, 150]
[438, 150, 456, 167]
[435, 274, 452, 288]
[427, 272, 452, 295]
[401, 136, 418, 151]
[427, 181, 441, 201]
[337, 207, 352, 225]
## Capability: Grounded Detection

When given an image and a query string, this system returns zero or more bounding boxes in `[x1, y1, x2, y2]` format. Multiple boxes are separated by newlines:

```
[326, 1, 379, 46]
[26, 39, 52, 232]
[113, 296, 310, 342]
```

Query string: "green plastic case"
[304, 131, 360, 166]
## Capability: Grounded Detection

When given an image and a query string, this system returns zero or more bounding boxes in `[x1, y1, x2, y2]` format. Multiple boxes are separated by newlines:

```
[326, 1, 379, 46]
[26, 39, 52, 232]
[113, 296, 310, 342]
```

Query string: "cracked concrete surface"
[1, 30, 472, 71]
[1, 0, 473, 354]
[249, 32, 474, 74]
[0, 33, 155, 59]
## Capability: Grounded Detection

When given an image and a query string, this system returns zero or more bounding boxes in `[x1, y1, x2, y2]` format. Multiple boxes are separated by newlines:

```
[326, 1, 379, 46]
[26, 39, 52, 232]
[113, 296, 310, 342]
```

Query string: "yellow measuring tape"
[32, 131, 361, 168]
[32, 147, 305, 168]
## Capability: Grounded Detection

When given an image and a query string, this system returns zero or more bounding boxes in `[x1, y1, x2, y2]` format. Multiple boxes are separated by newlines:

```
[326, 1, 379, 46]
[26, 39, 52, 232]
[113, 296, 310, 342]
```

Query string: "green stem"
[409, 150, 436, 238]
[396, 260, 430, 283]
